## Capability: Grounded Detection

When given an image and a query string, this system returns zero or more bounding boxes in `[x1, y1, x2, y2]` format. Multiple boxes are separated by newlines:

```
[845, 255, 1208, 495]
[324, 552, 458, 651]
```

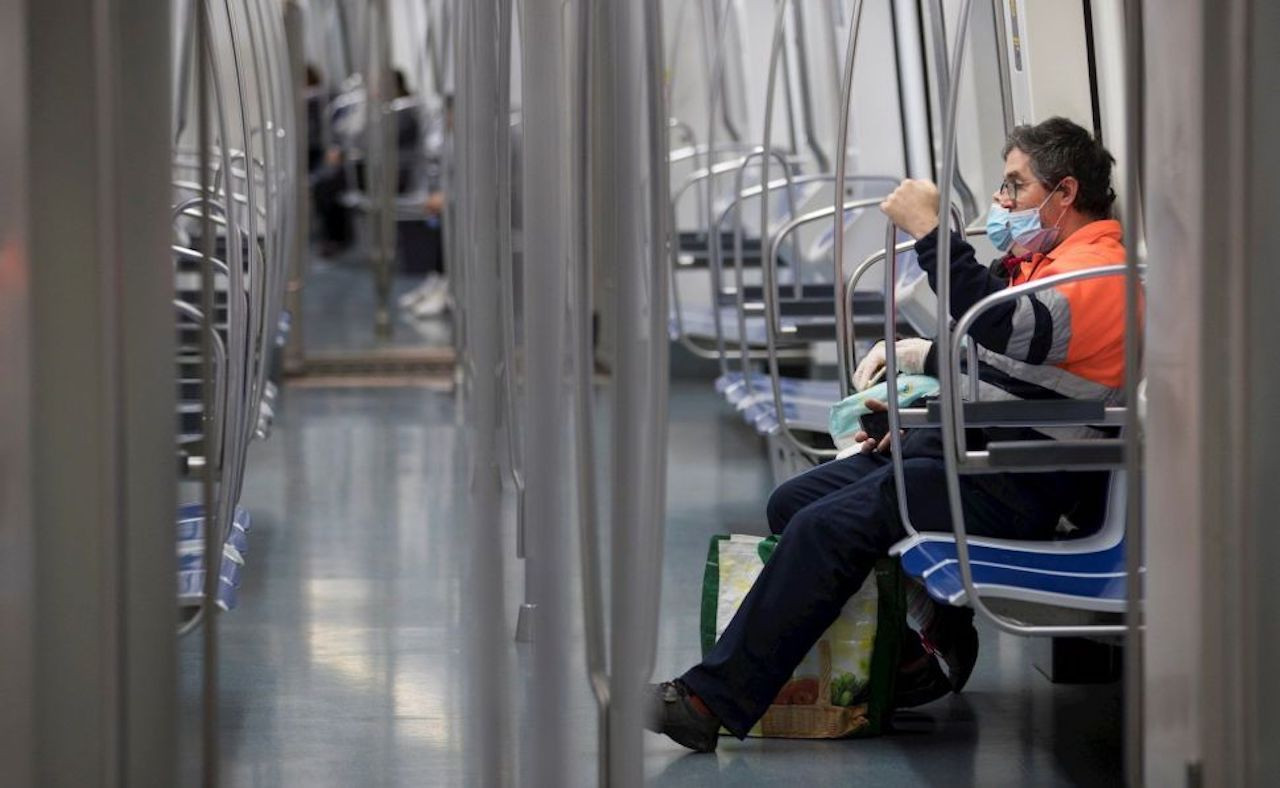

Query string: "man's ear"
[1057, 176, 1079, 209]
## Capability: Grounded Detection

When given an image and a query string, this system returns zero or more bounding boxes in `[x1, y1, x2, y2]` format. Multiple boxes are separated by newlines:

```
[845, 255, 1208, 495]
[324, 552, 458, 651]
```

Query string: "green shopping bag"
[700, 534, 905, 738]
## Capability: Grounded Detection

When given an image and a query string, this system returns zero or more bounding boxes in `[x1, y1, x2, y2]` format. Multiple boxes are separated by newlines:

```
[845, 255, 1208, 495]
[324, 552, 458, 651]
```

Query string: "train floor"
[179, 296, 1122, 786]
[302, 251, 453, 353]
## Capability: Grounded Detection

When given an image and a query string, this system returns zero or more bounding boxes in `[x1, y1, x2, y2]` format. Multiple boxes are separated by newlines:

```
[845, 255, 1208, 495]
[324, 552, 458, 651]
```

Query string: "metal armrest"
[923, 399, 1119, 427]
[970, 439, 1126, 473]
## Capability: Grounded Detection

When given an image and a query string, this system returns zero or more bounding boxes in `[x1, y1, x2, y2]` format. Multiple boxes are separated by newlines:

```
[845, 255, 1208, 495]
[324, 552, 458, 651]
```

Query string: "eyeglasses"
[998, 178, 1024, 203]
[998, 178, 1059, 206]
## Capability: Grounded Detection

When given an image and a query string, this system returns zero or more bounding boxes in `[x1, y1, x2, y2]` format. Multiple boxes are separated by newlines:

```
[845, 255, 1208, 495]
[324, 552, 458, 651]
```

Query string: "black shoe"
[646, 680, 721, 753]
[927, 607, 979, 693]
[894, 631, 953, 709]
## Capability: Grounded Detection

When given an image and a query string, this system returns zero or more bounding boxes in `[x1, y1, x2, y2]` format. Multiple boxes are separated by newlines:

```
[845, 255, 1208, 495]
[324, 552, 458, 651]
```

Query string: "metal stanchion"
[283, 0, 307, 375]
[367, 0, 396, 338]
[600, 0, 666, 784]
[457, 1, 509, 785]
[1121, 3, 1146, 784]
[523, 0, 573, 783]
[571, 1, 611, 782]
[195, 2, 219, 783]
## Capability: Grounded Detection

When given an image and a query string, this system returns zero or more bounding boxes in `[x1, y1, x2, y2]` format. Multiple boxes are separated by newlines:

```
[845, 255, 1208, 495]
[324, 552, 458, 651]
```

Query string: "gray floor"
[179, 267, 1122, 785]
[302, 252, 452, 353]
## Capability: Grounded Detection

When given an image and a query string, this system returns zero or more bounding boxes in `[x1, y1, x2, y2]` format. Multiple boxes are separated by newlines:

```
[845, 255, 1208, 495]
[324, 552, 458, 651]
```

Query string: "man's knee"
[778, 505, 886, 581]
[778, 488, 901, 570]
[766, 480, 804, 535]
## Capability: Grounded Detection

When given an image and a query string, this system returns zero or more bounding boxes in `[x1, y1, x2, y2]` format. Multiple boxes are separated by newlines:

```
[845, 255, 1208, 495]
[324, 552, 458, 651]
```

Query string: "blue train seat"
[890, 471, 1127, 613]
[177, 504, 252, 612]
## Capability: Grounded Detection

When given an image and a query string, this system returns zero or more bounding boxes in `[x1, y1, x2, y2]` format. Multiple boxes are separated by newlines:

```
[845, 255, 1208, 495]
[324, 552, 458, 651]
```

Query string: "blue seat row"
[890, 472, 1128, 614]
[176, 503, 252, 612]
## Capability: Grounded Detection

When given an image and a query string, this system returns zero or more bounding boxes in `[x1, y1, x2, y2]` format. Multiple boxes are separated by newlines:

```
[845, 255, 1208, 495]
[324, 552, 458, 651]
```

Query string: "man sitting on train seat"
[648, 116, 1126, 753]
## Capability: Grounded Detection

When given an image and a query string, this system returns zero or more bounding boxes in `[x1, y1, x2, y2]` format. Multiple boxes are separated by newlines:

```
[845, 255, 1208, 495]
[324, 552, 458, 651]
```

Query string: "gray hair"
[1002, 116, 1117, 218]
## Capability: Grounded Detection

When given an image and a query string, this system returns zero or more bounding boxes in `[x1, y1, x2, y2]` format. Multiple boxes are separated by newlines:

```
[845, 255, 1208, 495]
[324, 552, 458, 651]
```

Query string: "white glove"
[852, 338, 932, 392]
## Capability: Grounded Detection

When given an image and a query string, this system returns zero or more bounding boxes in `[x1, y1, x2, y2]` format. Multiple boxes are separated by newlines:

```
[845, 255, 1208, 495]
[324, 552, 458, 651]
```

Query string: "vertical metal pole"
[572, 1, 611, 783]
[449, 0, 470, 375]
[0, 0, 31, 780]
[641, 0, 670, 685]
[831, 0, 865, 399]
[495, 0, 533, 644]
[26, 0, 176, 782]
[703, 5, 733, 382]
[602, 0, 663, 783]
[989, 0, 1015, 137]
[284, 0, 308, 374]
[924, 0, 978, 223]
[822, 1, 841, 109]
[1121, 2, 1145, 784]
[458, 0, 509, 785]
[371, 0, 397, 338]
[789, 0, 831, 172]
[524, 0, 572, 782]
[195, 3, 220, 785]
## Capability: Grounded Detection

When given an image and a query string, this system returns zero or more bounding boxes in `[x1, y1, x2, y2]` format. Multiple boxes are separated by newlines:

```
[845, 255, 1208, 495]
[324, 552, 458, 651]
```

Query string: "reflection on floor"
[179, 379, 1122, 786]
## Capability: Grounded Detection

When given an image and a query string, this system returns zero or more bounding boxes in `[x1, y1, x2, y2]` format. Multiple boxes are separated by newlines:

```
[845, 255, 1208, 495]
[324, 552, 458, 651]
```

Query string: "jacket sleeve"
[915, 229, 1072, 365]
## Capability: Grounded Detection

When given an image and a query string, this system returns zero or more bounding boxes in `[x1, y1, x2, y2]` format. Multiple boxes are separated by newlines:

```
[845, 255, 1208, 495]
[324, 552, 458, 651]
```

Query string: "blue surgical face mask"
[985, 183, 1064, 253]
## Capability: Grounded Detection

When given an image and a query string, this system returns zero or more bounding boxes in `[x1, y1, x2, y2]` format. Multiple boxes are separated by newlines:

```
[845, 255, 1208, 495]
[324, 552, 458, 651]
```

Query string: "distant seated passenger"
[648, 117, 1127, 752]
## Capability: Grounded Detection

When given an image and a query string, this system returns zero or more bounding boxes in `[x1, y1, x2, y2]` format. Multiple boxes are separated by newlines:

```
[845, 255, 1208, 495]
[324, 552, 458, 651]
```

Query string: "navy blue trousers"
[681, 432, 1066, 738]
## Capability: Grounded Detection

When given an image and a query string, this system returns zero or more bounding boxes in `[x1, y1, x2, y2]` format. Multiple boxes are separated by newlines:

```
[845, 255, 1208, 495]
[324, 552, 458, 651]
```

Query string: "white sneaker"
[398, 273, 443, 308]
[411, 285, 450, 318]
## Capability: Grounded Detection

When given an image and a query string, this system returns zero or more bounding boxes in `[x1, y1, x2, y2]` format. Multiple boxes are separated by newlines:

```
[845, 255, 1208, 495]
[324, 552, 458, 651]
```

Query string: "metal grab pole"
[283, 0, 307, 375]
[930, 0, 979, 603]
[523, 0, 572, 783]
[194, 4, 219, 785]
[204, 15, 247, 568]
[457, 0, 509, 784]
[602, 0, 661, 783]
[495, 0, 533, 644]
[572, 2, 610, 783]
[642, 0, 671, 686]
[1121, 1, 1145, 784]
[882, 220, 919, 537]
[220, 0, 264, 515]
[831, 0, 866, 399]
[755, 0, 793, 401]
[924, 0, 978, 223]
[789, 0, 830, 172]
[372, 0, 397, 339]
[703, 3, 736, 381]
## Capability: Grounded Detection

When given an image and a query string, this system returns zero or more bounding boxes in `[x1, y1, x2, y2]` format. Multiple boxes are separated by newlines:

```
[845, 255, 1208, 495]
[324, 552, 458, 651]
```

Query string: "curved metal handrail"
[759, 198, 884, 459]
[831, 0, 867, 398]
[705, 147, 804, 379]
[665, 149, 804, 359]
[936, 265, 1136, 635]
[842, 221, 981, 377]
[174, 300, 229, 472]
[947, 265, 1140, 443]
[722, 172, 878, 388]
[880, 220, 920, 536]
[667, 141, 762, 167]
[203, 20, 248, 554]
[756, 0, 826, 459]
